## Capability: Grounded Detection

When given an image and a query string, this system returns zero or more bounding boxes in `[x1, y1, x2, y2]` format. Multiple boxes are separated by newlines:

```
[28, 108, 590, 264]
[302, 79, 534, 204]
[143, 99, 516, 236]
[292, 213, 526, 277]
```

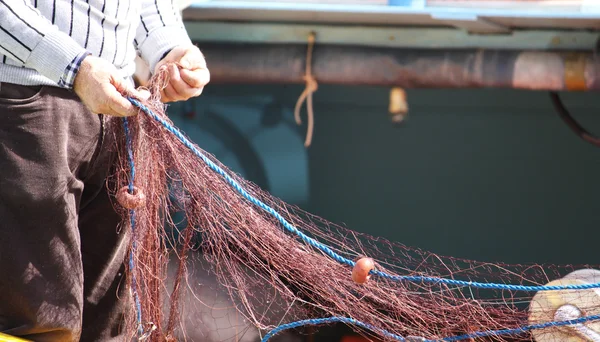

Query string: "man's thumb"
[110, 74, 131, 94]
[131, 88, 151, 101]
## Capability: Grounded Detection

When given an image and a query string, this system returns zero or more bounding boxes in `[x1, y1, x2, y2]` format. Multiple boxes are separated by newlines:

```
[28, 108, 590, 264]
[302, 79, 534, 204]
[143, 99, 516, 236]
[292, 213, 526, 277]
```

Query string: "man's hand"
[74, 56, 149, 117]
[154, 45, 210, 103]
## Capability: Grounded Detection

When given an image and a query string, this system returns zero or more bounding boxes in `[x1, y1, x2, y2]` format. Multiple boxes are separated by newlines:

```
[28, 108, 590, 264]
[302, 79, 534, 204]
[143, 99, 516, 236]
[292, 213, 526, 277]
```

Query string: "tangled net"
[105, 67, 600, 342]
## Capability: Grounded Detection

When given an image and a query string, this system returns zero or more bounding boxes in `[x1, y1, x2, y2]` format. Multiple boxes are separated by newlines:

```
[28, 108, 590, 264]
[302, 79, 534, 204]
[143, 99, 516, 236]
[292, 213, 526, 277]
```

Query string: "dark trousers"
[0, 83, 129, 341]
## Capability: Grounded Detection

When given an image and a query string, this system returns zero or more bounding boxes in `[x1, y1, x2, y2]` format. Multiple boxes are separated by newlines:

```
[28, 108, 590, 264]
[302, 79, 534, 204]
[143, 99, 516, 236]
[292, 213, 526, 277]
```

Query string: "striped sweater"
[0, 0, 192, 88]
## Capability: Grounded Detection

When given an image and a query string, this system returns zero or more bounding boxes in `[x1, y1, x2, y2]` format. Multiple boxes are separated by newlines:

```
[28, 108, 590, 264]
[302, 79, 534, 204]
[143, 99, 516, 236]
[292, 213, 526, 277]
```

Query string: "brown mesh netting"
[106, 67, 600, 342]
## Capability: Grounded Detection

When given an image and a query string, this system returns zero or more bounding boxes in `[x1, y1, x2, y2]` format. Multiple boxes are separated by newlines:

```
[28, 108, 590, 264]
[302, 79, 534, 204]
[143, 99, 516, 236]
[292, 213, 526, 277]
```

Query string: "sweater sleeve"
[0, 0, 88, 88]
[135, 0, 192, 74]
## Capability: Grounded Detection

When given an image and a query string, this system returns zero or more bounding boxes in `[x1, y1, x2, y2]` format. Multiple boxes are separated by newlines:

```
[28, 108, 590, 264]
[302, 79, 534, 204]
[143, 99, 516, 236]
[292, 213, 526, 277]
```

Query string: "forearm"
[134, 0, 192, 73]
[0, 0, 88, 88]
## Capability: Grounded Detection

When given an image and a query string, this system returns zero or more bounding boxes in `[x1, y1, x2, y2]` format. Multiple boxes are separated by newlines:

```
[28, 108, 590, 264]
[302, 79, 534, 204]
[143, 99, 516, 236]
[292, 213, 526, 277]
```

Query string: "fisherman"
[0, 1, 209, 341]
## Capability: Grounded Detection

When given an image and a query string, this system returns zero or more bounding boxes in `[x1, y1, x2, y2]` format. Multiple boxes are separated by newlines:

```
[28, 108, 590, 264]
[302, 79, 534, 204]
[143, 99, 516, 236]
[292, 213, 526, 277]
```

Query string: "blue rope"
[261, 314, 600, 342]
[123, 117, 144, 336]
[261, 317, 406, 342]
[127, 97, 600, 293]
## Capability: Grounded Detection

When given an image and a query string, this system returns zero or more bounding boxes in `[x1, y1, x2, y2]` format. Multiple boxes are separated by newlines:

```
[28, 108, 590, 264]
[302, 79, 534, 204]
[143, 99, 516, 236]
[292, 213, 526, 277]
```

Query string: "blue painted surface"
[388, 0, 414, 6]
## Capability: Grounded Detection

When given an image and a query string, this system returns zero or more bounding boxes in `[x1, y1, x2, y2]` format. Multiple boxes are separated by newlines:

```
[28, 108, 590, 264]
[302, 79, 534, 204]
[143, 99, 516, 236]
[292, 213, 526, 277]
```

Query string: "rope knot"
[303, 74, 318, 93]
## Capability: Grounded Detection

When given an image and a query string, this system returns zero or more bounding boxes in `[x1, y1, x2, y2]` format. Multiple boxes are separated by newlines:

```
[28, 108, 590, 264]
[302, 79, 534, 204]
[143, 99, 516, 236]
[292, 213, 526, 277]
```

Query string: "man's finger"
[159, 90, 171, 103]
[108, 73, 146, 104]
[168, 64, 181, 83]
[180, 68, 210, 89]
[165, 65, 184, 100]
[109, 74, 131, 94]
[131, 88, 151, 101]
[192, 87, 204, 97]
[172, 82, 200, 100]
[171, 73, 201, 99]
[162, 84, 180, 103]
[179, 47, 206, 70]
[106, 87, 138, 116]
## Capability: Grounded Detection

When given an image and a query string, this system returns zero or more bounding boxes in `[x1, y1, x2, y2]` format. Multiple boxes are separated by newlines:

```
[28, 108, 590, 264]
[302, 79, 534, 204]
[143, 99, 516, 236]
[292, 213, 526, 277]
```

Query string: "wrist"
[59, 51, 92, 90]
[159, 48, 173, 63]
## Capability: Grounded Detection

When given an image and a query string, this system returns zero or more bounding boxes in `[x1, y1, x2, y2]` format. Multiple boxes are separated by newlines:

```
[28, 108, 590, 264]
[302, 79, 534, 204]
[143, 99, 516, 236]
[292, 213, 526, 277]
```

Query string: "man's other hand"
[74, 56, 149, 117]
[154, 45, 210, 103]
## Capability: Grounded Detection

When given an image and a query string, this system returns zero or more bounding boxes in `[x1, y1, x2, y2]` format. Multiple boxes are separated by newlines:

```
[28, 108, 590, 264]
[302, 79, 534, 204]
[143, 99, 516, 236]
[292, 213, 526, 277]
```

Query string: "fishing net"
[106, 67, 600, 342]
